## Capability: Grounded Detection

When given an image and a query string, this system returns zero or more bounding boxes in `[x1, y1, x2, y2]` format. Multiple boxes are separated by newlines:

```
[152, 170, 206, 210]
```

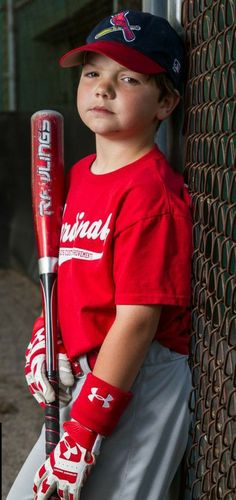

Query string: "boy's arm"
[93, 304, 162, 391]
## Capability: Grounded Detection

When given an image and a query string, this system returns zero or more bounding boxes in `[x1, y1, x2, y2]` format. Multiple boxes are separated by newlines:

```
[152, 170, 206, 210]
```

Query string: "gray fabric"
[7, 342, 191, 500]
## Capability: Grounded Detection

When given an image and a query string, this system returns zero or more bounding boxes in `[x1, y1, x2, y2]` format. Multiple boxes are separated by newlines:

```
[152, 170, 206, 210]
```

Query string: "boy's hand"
[33, 420, 102, 499]
[25, 317, 75, 407]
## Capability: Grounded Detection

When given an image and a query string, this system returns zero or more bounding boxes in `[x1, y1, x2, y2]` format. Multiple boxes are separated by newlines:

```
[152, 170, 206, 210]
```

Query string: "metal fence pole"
[7, 0, 16, 111]
[142, 0, 185, 172]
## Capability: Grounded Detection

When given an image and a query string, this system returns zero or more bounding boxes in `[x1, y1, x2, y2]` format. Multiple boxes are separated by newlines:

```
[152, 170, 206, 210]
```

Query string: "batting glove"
[25, 317, 75, 408]
[33, 420, 102, 500]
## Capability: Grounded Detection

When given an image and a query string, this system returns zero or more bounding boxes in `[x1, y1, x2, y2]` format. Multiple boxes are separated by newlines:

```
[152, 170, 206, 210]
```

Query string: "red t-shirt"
[58, 146, 192, 359]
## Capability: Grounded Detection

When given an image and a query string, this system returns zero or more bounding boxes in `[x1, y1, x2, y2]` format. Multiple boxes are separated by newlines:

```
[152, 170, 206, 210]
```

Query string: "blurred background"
[0, 0, 142, 277]
[1, 1, 235, 499]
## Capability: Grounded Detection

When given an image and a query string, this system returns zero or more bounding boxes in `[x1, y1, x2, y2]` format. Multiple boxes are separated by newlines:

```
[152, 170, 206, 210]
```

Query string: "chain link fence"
[182, 0, 236, 498]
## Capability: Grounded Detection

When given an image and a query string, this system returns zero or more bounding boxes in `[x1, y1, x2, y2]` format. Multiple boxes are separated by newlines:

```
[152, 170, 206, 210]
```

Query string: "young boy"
[7, 10, 192, 500]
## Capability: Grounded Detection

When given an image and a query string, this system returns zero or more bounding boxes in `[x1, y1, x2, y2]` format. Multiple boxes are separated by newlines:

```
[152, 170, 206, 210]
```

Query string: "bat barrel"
[31, 110, 64, 260]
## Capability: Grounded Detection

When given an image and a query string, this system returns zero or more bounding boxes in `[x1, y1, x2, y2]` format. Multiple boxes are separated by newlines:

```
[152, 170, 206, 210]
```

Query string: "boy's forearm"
[93, 304, 162, 391]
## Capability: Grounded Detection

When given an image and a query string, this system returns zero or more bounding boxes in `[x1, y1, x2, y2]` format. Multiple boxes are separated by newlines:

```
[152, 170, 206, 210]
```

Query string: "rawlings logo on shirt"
[59, 211, 112, 265]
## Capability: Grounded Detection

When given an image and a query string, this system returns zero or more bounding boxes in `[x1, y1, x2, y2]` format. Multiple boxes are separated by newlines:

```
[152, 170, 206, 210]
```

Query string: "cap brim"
[59, 40, 166, 75]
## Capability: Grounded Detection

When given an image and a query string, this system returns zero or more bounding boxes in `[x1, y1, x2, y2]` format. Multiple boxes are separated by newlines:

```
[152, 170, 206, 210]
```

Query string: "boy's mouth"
[90, 106, 114, 114]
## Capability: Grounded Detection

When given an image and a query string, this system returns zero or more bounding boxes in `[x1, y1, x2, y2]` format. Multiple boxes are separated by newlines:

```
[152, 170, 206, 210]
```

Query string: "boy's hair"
[154, 74, 180, 101]
[152, 74, 180, 131]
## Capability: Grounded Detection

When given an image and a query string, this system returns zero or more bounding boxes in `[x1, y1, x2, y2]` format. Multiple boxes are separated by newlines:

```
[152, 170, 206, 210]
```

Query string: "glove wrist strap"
[63, 420, 98, 451]
[31, 316, 44, 338]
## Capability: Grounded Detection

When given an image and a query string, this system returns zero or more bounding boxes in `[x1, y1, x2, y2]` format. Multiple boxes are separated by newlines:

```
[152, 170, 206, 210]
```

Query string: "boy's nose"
[95, 81, 115, 99]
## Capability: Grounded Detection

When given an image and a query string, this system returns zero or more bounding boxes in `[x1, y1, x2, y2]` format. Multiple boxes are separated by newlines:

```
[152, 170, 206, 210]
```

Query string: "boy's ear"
[156, 93, 180, 121]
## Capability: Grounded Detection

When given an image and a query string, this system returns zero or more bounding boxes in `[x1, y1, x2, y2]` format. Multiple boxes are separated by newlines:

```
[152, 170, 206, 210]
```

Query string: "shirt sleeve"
[113, 211, 192, 307]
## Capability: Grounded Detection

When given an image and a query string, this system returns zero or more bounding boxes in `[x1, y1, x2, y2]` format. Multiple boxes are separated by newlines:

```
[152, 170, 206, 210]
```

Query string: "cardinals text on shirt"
[60, 211, 112, 243]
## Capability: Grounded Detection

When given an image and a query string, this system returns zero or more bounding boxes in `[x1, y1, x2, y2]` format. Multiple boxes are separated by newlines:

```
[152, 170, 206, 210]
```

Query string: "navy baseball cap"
[60, 10, 185, 91]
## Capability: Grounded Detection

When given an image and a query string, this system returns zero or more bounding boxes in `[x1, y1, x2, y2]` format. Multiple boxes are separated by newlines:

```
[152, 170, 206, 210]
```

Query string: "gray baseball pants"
[7, 341, 192, 500]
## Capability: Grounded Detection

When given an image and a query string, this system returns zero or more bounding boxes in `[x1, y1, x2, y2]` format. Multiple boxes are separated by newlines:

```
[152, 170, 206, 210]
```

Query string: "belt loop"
[79, 354, 92, 374]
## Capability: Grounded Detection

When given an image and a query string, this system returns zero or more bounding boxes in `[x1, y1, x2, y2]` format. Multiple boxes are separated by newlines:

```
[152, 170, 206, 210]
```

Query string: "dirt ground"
[0, 269, 44, 499]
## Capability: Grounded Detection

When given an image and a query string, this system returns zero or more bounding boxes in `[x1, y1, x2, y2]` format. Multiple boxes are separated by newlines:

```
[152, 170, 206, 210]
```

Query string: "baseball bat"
[31, 110, 64, 497]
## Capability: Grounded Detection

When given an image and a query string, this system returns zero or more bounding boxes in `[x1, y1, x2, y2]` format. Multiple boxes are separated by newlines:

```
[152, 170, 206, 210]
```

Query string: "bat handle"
[45, 371, 60, 456]
[45, 371, 60, 500]
[40, 268, 60, 499]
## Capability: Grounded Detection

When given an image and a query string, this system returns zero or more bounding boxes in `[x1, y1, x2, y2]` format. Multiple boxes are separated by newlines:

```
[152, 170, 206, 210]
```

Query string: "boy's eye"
[121, 76, 139, 85]
[84, 71, 99, 78]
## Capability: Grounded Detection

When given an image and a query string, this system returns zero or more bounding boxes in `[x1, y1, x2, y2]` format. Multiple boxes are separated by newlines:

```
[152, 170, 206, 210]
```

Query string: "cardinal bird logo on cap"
[95, 11, 141, 42]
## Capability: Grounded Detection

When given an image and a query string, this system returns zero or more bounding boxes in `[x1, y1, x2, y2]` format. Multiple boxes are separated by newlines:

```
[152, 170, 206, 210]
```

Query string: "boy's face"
[77, 53, 170, 142]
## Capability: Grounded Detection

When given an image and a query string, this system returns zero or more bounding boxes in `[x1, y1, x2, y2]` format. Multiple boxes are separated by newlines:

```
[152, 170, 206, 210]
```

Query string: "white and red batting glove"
[33, 373, 132, 499]
[25, 317, 74, 407]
